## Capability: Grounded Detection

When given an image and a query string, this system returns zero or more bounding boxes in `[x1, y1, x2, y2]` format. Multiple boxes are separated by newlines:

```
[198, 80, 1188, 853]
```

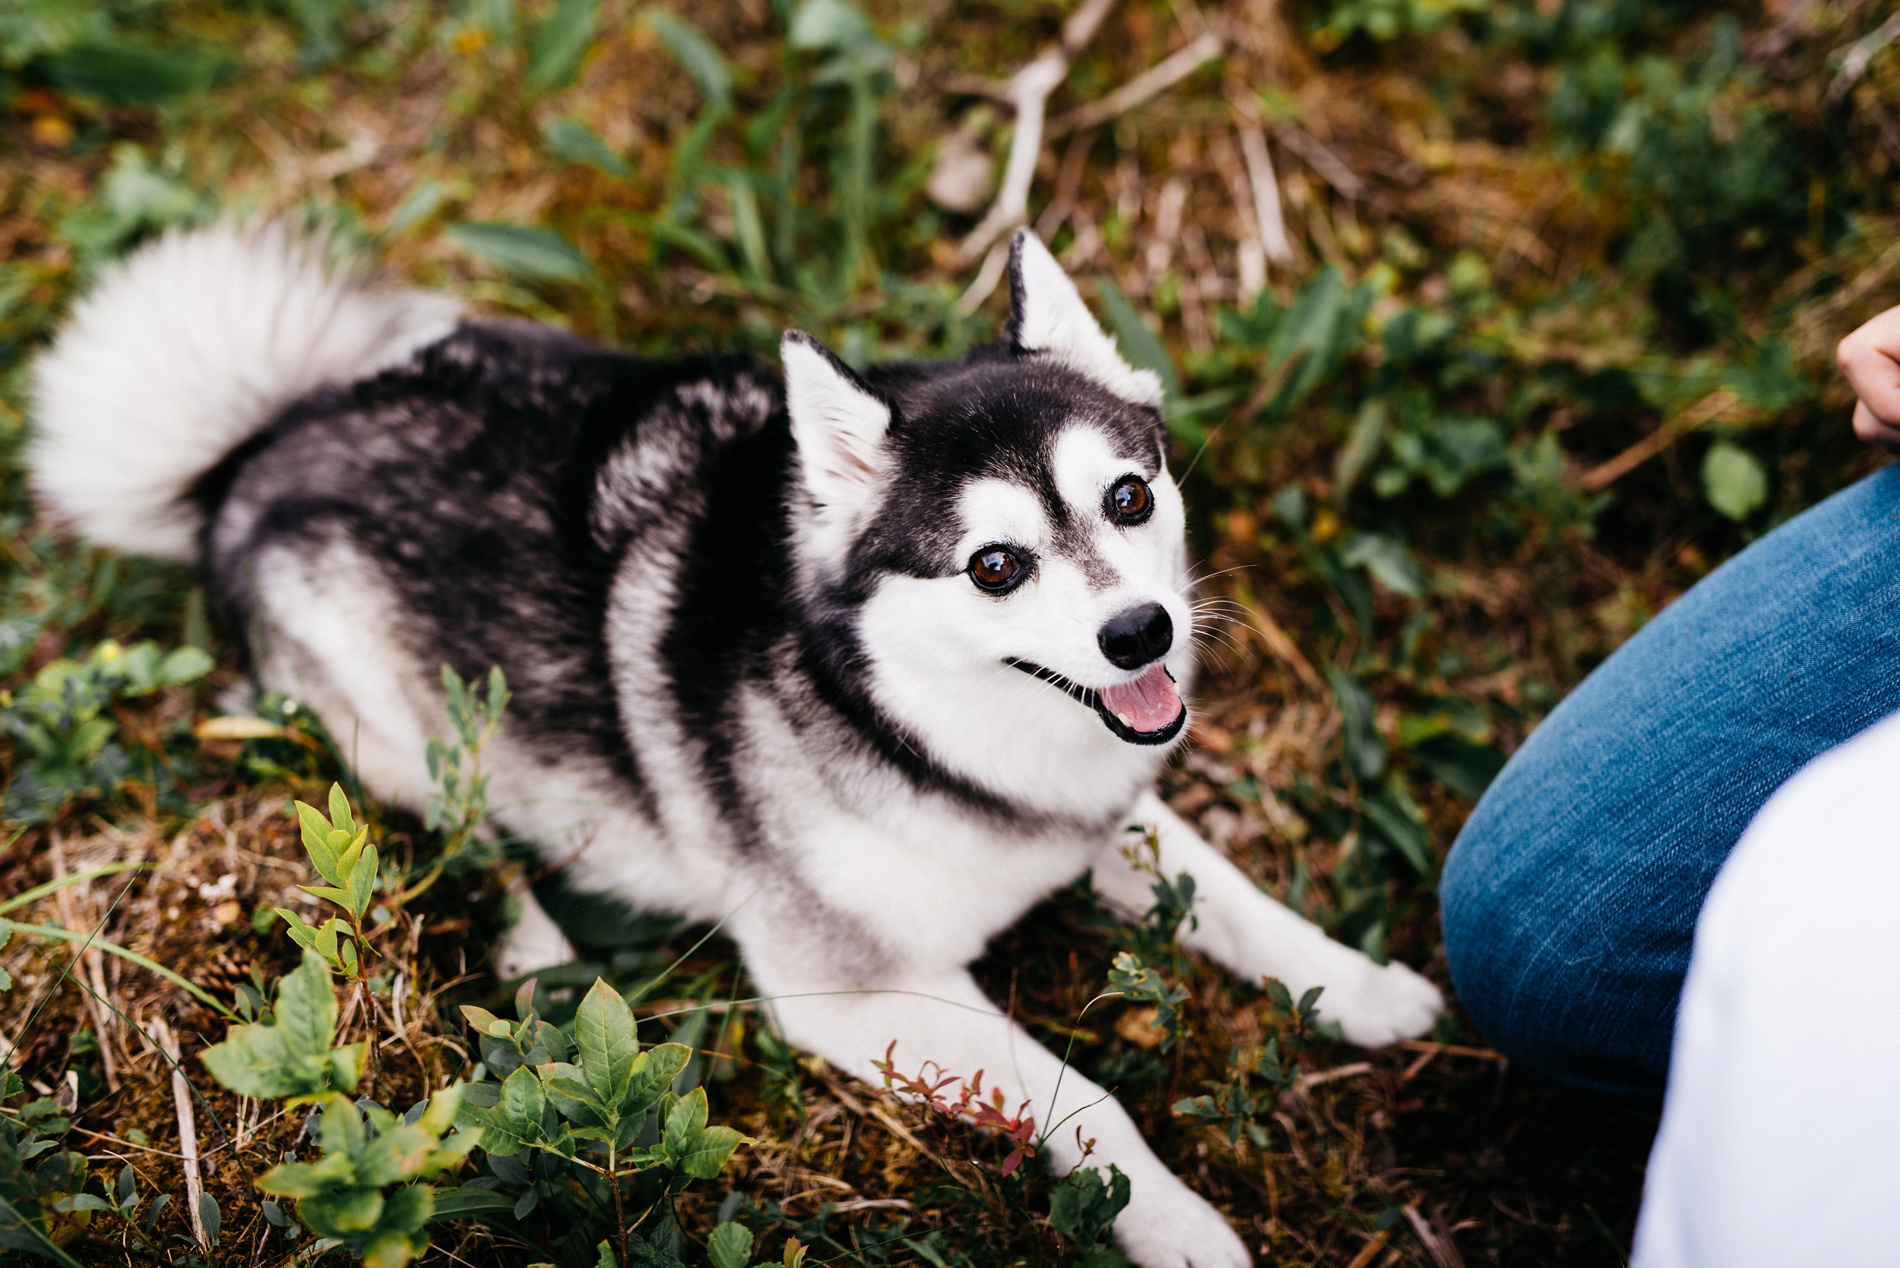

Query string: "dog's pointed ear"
[1005, 228, 1163, 409]
[782, 330, 892, 515]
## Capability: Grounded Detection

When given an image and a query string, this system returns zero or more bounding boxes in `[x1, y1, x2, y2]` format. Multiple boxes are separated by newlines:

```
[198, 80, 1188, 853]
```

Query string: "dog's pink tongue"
[1099, 664, 1182, 733]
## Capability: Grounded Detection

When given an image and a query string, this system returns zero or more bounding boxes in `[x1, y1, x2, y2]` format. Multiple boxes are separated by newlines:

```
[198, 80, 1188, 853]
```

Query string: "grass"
[2, 0, 1897, 1263]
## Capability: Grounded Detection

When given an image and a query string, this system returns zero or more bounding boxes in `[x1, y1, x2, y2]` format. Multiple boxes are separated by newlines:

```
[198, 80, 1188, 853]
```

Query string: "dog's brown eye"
[1108, 476, 1153, 524]
[969, 546, 1026, 593]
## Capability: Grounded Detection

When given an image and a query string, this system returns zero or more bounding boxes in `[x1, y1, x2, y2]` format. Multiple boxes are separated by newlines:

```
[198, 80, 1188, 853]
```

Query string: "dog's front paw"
[1112, 1170, 1250, 1268]
[1316, 957, 1443, 1048]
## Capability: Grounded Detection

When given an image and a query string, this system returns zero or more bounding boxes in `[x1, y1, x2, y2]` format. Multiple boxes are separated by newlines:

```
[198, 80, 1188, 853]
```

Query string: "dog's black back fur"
[204, 320, 1166, 837]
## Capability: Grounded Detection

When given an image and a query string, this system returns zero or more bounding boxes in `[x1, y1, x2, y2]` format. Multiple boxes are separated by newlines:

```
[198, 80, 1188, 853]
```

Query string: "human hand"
[1837, 305, 1900, 452]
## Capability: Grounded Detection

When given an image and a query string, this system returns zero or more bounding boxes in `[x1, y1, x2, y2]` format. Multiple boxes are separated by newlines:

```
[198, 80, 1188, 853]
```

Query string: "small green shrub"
[0, 638, 212, 823]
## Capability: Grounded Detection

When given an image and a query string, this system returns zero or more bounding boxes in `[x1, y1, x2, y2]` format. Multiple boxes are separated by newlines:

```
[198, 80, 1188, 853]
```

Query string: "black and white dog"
[32, 223, 1440, 1266]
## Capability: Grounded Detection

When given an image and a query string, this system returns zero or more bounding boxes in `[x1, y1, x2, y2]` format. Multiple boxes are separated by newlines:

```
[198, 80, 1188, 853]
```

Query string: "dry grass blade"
[1581, 389, 1744, 492]
[144, 1019, 209, 1250]
[1233, 102, 1295, 266]
[1049, 32, 1226, 137]
[1403, 1204, 1468, 1268]
[953, 0, 1120, 270]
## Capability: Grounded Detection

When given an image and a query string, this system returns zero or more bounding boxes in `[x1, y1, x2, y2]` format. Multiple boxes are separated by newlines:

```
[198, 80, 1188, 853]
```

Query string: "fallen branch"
[1828, 11, 1900, 103]
[1395, 1039, 1507, 1062]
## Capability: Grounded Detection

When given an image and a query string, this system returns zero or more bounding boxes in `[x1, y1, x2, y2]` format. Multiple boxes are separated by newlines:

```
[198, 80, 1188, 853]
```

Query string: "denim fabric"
[1440, 465, 1900, 1094]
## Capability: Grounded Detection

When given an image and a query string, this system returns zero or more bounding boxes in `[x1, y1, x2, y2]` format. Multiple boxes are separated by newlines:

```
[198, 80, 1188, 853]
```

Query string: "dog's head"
[783, 230, 1193, 805]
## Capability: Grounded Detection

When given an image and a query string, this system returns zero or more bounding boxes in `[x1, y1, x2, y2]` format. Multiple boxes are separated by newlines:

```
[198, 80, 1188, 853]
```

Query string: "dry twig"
[953, 0, 1119, 270]
[1049, 33, 1226, 138]
[1404, 1204, 1469, 1268]
[145, 1019, 209, 1250]
[1273, 123, 1367, 200]
[1230, 96, 1295, 270]
[45, 835, 121, 1092]
[1580, 389, 1742, 492]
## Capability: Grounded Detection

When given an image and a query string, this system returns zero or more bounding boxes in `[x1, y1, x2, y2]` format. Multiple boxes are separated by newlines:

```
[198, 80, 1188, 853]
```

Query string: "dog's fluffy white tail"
[31, 221, 462, 559]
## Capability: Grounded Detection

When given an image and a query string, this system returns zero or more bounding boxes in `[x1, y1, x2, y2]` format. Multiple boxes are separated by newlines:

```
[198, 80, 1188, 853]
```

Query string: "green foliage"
[1, 0, 224, 104]
[646, 12, 731, 109]
[40, 40, 224, 105]
[457, 980, 741, 1175]
[1329, 666, 1385, 784]
[445, 221, 599, 285]
[1115, 824, 1197, 969]
[1047, 1165, 1130, 1267]
[1173, 979, 1323, 1146]
[543, 117, 630, 178]
[575, 1, 915, 328]
[524, 0, 599, 95]
[56, 144, 215, 274]
[454, 978, 748, 1263]
[705, 1222, 809, 1268]
[257, 1089, 478, 1268]
[1702, 441, 1769, 522]
[1543, 14, 1808, 295]
[0, 1073, 171, 1262]
[1105, 953, 1190, 1054]
[273, 783, 381, 978]
[424, 664, 509, 871]
[1, 638, 212, 823]
[0, 1078, 88, 1264]
[1218, 266, 1378, 423]
[199, 950, 364, 1100]
[1096, 278, 1183, 410]
[1312, 0, 1486, 46]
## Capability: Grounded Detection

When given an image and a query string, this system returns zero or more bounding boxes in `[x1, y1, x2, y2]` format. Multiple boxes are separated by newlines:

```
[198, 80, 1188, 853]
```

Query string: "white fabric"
[1632, 708, 1900, 1267]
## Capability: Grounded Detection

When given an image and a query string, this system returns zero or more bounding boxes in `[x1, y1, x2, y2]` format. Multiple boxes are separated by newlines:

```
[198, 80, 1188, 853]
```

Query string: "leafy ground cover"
[2, 0, 1897, 1263]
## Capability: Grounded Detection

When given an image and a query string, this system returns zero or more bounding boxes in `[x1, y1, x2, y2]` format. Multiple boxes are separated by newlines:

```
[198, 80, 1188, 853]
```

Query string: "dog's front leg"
[758, 963, 1250, 1268]
[1094, 791, 1442, 1047]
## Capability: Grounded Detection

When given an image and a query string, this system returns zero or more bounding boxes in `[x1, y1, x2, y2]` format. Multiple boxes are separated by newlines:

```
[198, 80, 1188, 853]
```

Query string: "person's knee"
[1442, 792, 1674, 1093]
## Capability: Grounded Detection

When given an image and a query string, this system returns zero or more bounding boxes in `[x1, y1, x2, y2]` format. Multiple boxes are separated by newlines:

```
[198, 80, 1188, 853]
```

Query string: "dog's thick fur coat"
[32, 223, 1441, 1266]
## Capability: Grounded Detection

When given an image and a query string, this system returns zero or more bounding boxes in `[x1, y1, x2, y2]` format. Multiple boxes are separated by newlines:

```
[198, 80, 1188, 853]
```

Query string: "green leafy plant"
[197, 786, 483, 1267]
[1104, 953, 1191, 1055]
[1047, 1164, 1131, 1267]
[422, 664, 509, 876]
[515, 0, 920, 335]
[199, 950, 363, 1100]
[707, 1222, 807, 1268]
[273, 783, 381, 979]
[1116, 826, 1198, 970]
[257, 1088, 478, 1268]
[0, 638, 212, 823]
[0, 1075, 89, 1263]
[455, 977, 748, 1266]
[1172, 979, 1323, 1147]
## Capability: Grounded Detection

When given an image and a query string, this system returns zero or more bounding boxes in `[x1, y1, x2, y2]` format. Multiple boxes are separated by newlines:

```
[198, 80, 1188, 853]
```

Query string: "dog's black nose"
[1098, 603, 1173, 670]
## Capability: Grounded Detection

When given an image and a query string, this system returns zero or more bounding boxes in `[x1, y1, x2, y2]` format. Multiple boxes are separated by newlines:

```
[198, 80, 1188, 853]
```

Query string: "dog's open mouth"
[1007, 659, 1187, 745]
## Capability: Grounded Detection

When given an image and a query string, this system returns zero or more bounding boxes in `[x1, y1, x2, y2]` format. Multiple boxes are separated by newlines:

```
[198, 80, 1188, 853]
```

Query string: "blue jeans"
[1441, 466, 1900, 1094]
